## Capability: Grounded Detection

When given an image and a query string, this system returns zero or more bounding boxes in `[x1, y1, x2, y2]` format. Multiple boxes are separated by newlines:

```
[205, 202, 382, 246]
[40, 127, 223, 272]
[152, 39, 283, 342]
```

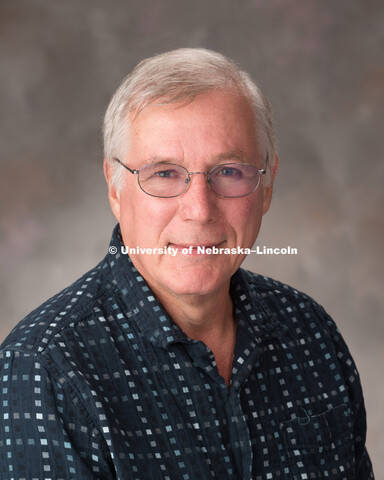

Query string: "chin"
[161, 268, 230, 298]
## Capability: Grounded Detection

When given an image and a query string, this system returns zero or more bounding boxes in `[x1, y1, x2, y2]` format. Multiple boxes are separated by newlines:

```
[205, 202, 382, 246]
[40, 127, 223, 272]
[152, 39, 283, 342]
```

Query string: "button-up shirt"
[0, 225, 374, 479]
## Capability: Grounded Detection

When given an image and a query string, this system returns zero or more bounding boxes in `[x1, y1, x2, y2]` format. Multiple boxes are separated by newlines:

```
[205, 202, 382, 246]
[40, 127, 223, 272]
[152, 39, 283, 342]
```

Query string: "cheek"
[225, 203, 263, 251]
[119, 191, 177, 244]
[226, 195, 264, 235]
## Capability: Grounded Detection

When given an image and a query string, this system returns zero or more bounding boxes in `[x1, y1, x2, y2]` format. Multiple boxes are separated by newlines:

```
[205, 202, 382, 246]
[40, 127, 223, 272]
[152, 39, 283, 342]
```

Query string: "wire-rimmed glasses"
[113, 156, 267, 198]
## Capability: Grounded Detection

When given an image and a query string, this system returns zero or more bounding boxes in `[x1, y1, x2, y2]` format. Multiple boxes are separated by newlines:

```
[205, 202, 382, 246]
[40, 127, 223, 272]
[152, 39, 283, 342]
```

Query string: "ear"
[104, 158, 121, 222]
[262, 154, 279, 215]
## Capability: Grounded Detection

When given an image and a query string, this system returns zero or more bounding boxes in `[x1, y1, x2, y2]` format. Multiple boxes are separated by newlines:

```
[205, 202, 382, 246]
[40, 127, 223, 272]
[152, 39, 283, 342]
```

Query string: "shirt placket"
[183, 331, 260, 480]
[228, 321, 264, 480]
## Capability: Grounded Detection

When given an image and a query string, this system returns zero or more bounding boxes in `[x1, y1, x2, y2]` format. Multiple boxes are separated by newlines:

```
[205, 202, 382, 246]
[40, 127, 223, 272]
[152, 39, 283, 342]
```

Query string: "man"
[0, 49, 374, 479]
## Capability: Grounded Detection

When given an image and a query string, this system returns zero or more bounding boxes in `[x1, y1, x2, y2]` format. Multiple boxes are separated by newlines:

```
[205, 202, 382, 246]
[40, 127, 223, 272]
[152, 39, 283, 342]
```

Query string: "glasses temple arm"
[112, 157, 137, 175]
[260, 152, 270, 174]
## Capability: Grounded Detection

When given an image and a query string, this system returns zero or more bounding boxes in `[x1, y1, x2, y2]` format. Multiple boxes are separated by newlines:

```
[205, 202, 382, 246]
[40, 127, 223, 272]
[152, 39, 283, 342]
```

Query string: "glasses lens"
[138, 163, 188, 197]
[209, 163, 261, 197]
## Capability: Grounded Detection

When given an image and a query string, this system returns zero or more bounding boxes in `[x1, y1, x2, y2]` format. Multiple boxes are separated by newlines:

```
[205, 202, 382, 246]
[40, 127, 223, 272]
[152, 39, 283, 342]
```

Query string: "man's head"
[103, 48, 278, 188]
[103, 48, 278, 302]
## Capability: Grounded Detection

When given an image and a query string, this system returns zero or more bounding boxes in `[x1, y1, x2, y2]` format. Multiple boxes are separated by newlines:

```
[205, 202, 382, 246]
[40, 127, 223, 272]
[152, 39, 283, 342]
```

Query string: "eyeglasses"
[113, 156, 267, 198]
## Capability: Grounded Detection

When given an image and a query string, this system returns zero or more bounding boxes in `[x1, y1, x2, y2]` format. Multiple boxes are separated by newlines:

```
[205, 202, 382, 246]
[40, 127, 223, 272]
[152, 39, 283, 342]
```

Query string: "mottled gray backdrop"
[0, 0, 383, 474]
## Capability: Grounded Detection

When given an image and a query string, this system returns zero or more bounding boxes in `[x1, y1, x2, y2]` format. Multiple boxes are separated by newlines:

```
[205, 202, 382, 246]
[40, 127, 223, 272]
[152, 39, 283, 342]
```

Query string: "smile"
[168, 242, 225, 255]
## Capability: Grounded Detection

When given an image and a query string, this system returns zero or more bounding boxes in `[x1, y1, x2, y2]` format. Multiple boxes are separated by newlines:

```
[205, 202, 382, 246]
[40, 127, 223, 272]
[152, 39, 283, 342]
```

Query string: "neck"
[152, 282, 234, 338]
[149, 283, 237, 387]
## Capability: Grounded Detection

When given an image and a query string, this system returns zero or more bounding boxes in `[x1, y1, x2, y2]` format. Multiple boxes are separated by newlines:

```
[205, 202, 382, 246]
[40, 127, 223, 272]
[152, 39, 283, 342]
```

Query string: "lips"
[170, 244, 215, 249]
[168, 241, 225, 255]
[169, 241, 224, 249]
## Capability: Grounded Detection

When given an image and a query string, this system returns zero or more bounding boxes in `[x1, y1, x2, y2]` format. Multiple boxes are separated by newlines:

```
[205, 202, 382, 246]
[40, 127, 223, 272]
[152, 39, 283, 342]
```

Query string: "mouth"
[168, 241, 225, 255]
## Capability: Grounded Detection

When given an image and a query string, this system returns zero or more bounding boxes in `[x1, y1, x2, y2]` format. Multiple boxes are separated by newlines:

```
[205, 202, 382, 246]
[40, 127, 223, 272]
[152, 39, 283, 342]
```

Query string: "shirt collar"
[230, 269, 288, 342]
[107, 225, 191, 348]
[107, 224, 287, 349]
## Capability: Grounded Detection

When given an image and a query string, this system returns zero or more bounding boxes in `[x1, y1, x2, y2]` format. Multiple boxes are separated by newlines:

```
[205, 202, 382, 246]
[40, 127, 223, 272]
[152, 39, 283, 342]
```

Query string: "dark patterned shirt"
[0, 225, 374, 479]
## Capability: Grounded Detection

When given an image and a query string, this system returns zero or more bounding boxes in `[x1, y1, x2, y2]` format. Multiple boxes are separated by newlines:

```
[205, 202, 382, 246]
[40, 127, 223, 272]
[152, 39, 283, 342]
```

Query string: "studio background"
[0, 0, 383, 475]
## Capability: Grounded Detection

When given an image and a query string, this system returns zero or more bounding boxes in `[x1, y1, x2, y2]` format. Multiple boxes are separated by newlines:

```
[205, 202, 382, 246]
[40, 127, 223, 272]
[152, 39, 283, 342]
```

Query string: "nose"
[178, 172, 217, 223]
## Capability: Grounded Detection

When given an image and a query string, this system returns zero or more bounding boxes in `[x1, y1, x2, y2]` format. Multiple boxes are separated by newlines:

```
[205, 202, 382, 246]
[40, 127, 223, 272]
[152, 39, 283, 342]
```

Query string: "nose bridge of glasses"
[185, 171, 210, 185]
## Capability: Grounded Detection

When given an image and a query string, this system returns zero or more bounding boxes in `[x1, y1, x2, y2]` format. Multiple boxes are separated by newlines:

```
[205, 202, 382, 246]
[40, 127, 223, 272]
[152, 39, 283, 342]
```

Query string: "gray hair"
[103, 48, 277, 188]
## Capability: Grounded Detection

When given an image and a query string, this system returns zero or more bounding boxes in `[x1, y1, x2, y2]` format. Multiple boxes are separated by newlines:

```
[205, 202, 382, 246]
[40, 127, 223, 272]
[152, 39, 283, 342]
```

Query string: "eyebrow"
[143, 150, 249, 166]
[143, 156, 179, 165]
[214, 151, 248, 163]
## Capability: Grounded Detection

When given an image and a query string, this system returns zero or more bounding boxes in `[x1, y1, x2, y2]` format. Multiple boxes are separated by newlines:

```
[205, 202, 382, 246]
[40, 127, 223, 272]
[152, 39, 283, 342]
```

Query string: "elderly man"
[0, 49, 373, 479]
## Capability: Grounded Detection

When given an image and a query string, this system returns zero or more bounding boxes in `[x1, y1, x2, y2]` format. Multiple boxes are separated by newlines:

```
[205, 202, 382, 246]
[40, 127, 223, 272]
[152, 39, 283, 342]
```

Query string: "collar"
[230, 269, 288, 343]
[107, 224, 191, 348]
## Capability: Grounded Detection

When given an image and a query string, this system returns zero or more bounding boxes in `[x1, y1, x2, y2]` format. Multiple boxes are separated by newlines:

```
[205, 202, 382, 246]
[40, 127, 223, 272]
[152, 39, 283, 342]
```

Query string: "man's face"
[106, 90, 276, 301]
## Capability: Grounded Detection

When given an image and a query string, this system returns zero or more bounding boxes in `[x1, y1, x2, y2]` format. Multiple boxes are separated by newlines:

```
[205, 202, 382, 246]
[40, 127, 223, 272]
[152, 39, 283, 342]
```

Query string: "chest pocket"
[280, 403, 355, 479]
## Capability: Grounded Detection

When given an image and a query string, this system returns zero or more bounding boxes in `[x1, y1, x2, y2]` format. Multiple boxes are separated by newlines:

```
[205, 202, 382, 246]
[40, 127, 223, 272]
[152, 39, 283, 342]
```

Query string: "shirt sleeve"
[0, 349, 114, 480]
[322, 309, 375, 479]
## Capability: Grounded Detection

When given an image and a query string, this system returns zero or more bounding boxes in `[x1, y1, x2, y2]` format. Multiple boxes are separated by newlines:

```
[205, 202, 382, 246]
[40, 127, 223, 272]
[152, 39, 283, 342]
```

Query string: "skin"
[104, 90, 278, 386]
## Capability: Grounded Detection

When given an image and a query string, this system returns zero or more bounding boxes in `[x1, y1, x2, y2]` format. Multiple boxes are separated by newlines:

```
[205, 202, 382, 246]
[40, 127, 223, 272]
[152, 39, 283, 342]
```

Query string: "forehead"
[127, 90, 258, 162]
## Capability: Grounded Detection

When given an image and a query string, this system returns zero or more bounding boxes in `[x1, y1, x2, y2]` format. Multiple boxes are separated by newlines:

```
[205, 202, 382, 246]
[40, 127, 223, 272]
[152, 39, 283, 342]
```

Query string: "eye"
[153, 168, 180, 179]
[140, 163, 187, 185]
[217, 166, 243, 178]
[151, 165, 182, 180]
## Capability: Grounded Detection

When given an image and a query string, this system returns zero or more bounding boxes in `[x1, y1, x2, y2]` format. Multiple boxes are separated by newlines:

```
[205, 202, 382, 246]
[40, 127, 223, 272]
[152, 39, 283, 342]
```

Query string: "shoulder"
[0, 256, 114, 355]
[237, 268, 323, 308]
[237, 268, 364, 395]
[236, 268, 340, 338]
